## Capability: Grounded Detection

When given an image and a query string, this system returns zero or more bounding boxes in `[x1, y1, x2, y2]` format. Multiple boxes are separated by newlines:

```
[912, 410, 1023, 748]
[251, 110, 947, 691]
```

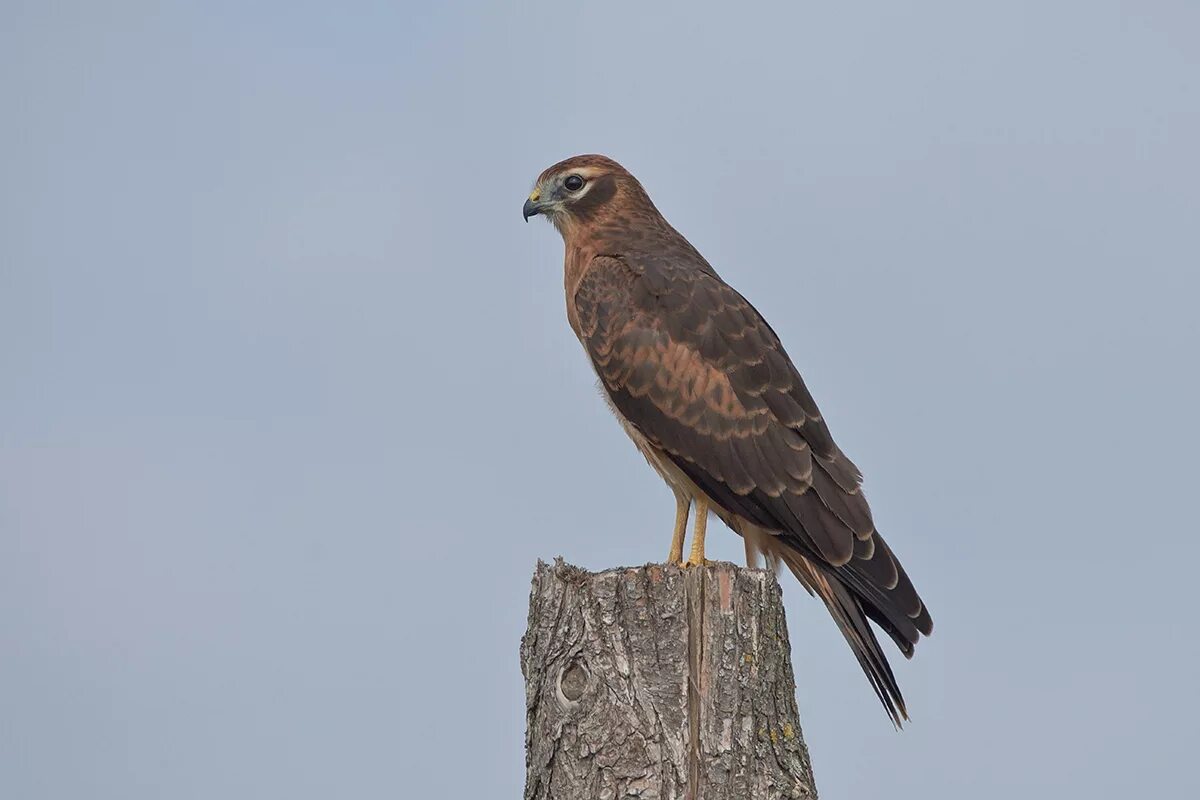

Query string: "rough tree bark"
[520, 559, 817, 800]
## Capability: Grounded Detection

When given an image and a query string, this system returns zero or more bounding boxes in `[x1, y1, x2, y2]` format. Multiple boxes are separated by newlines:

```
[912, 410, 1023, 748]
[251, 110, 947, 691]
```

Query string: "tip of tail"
[845, 601, 909, 728]
[779, 550, 911, 727]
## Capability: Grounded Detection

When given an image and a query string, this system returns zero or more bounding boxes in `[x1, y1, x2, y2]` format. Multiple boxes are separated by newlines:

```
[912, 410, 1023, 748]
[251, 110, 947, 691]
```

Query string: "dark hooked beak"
[522, 196, 542, 222]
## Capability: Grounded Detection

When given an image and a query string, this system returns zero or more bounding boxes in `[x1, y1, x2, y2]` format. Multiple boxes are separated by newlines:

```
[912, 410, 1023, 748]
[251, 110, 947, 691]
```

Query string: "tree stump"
[520, 559, 817, 800]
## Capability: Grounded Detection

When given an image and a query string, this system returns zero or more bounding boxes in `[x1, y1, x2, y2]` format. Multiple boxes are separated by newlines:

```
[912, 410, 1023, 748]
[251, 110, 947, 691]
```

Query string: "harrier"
[523, 154, 932, 724]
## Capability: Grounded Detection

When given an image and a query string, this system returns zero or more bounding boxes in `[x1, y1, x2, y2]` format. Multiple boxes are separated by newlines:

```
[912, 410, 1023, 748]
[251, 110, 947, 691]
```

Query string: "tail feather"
[826, 529, 932, 658]
[728, 512, 930, 726]
[778, 548, 909, 727]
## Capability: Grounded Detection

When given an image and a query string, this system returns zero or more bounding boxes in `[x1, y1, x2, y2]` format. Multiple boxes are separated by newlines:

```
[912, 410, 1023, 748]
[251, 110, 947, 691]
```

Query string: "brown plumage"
[524, 154, 932, 726]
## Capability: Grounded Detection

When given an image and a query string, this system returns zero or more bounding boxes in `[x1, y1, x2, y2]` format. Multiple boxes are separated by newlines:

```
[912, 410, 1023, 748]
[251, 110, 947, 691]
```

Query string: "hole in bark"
[558, 660, 588, 704]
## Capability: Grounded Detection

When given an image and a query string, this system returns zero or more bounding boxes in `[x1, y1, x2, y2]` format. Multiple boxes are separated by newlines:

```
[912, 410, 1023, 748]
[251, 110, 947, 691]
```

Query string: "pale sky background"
[3, 2, 1198, 798]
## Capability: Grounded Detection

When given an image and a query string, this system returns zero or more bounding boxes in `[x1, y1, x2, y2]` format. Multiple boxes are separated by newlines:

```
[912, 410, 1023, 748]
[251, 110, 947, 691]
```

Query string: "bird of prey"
[523, 154, 932, 725]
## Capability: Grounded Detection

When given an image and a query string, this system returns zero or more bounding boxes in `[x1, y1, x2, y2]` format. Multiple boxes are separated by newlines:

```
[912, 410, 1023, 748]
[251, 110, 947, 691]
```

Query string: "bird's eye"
[564, 175, 585, 191]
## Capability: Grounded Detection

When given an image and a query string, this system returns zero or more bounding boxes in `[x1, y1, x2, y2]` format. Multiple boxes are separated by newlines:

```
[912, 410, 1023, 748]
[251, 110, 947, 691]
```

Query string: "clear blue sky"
[3, 2, 1198, 797]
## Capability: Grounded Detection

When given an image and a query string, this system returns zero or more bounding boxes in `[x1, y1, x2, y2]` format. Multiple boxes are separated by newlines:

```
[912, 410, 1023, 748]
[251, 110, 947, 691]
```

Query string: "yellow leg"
[667, 492, 690, 565]
[684, 497, 709, 567]
[743, 535, 758, 569]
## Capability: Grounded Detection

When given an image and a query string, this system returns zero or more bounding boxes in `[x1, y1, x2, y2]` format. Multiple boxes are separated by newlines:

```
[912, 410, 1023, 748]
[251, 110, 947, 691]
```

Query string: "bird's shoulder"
[574, 251, 781, 368]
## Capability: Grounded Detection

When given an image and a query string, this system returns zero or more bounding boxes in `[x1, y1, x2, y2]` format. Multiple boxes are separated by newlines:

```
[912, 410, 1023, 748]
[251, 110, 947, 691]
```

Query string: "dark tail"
[778, 548, 912, 727]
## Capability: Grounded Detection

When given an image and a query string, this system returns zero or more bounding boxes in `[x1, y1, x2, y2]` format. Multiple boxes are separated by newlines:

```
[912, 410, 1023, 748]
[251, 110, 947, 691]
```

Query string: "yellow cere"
[528, 189, 541, 202]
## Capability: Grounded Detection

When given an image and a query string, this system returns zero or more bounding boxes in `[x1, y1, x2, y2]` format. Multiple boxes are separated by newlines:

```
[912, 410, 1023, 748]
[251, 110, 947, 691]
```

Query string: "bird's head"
[523, 154, 645, 235]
